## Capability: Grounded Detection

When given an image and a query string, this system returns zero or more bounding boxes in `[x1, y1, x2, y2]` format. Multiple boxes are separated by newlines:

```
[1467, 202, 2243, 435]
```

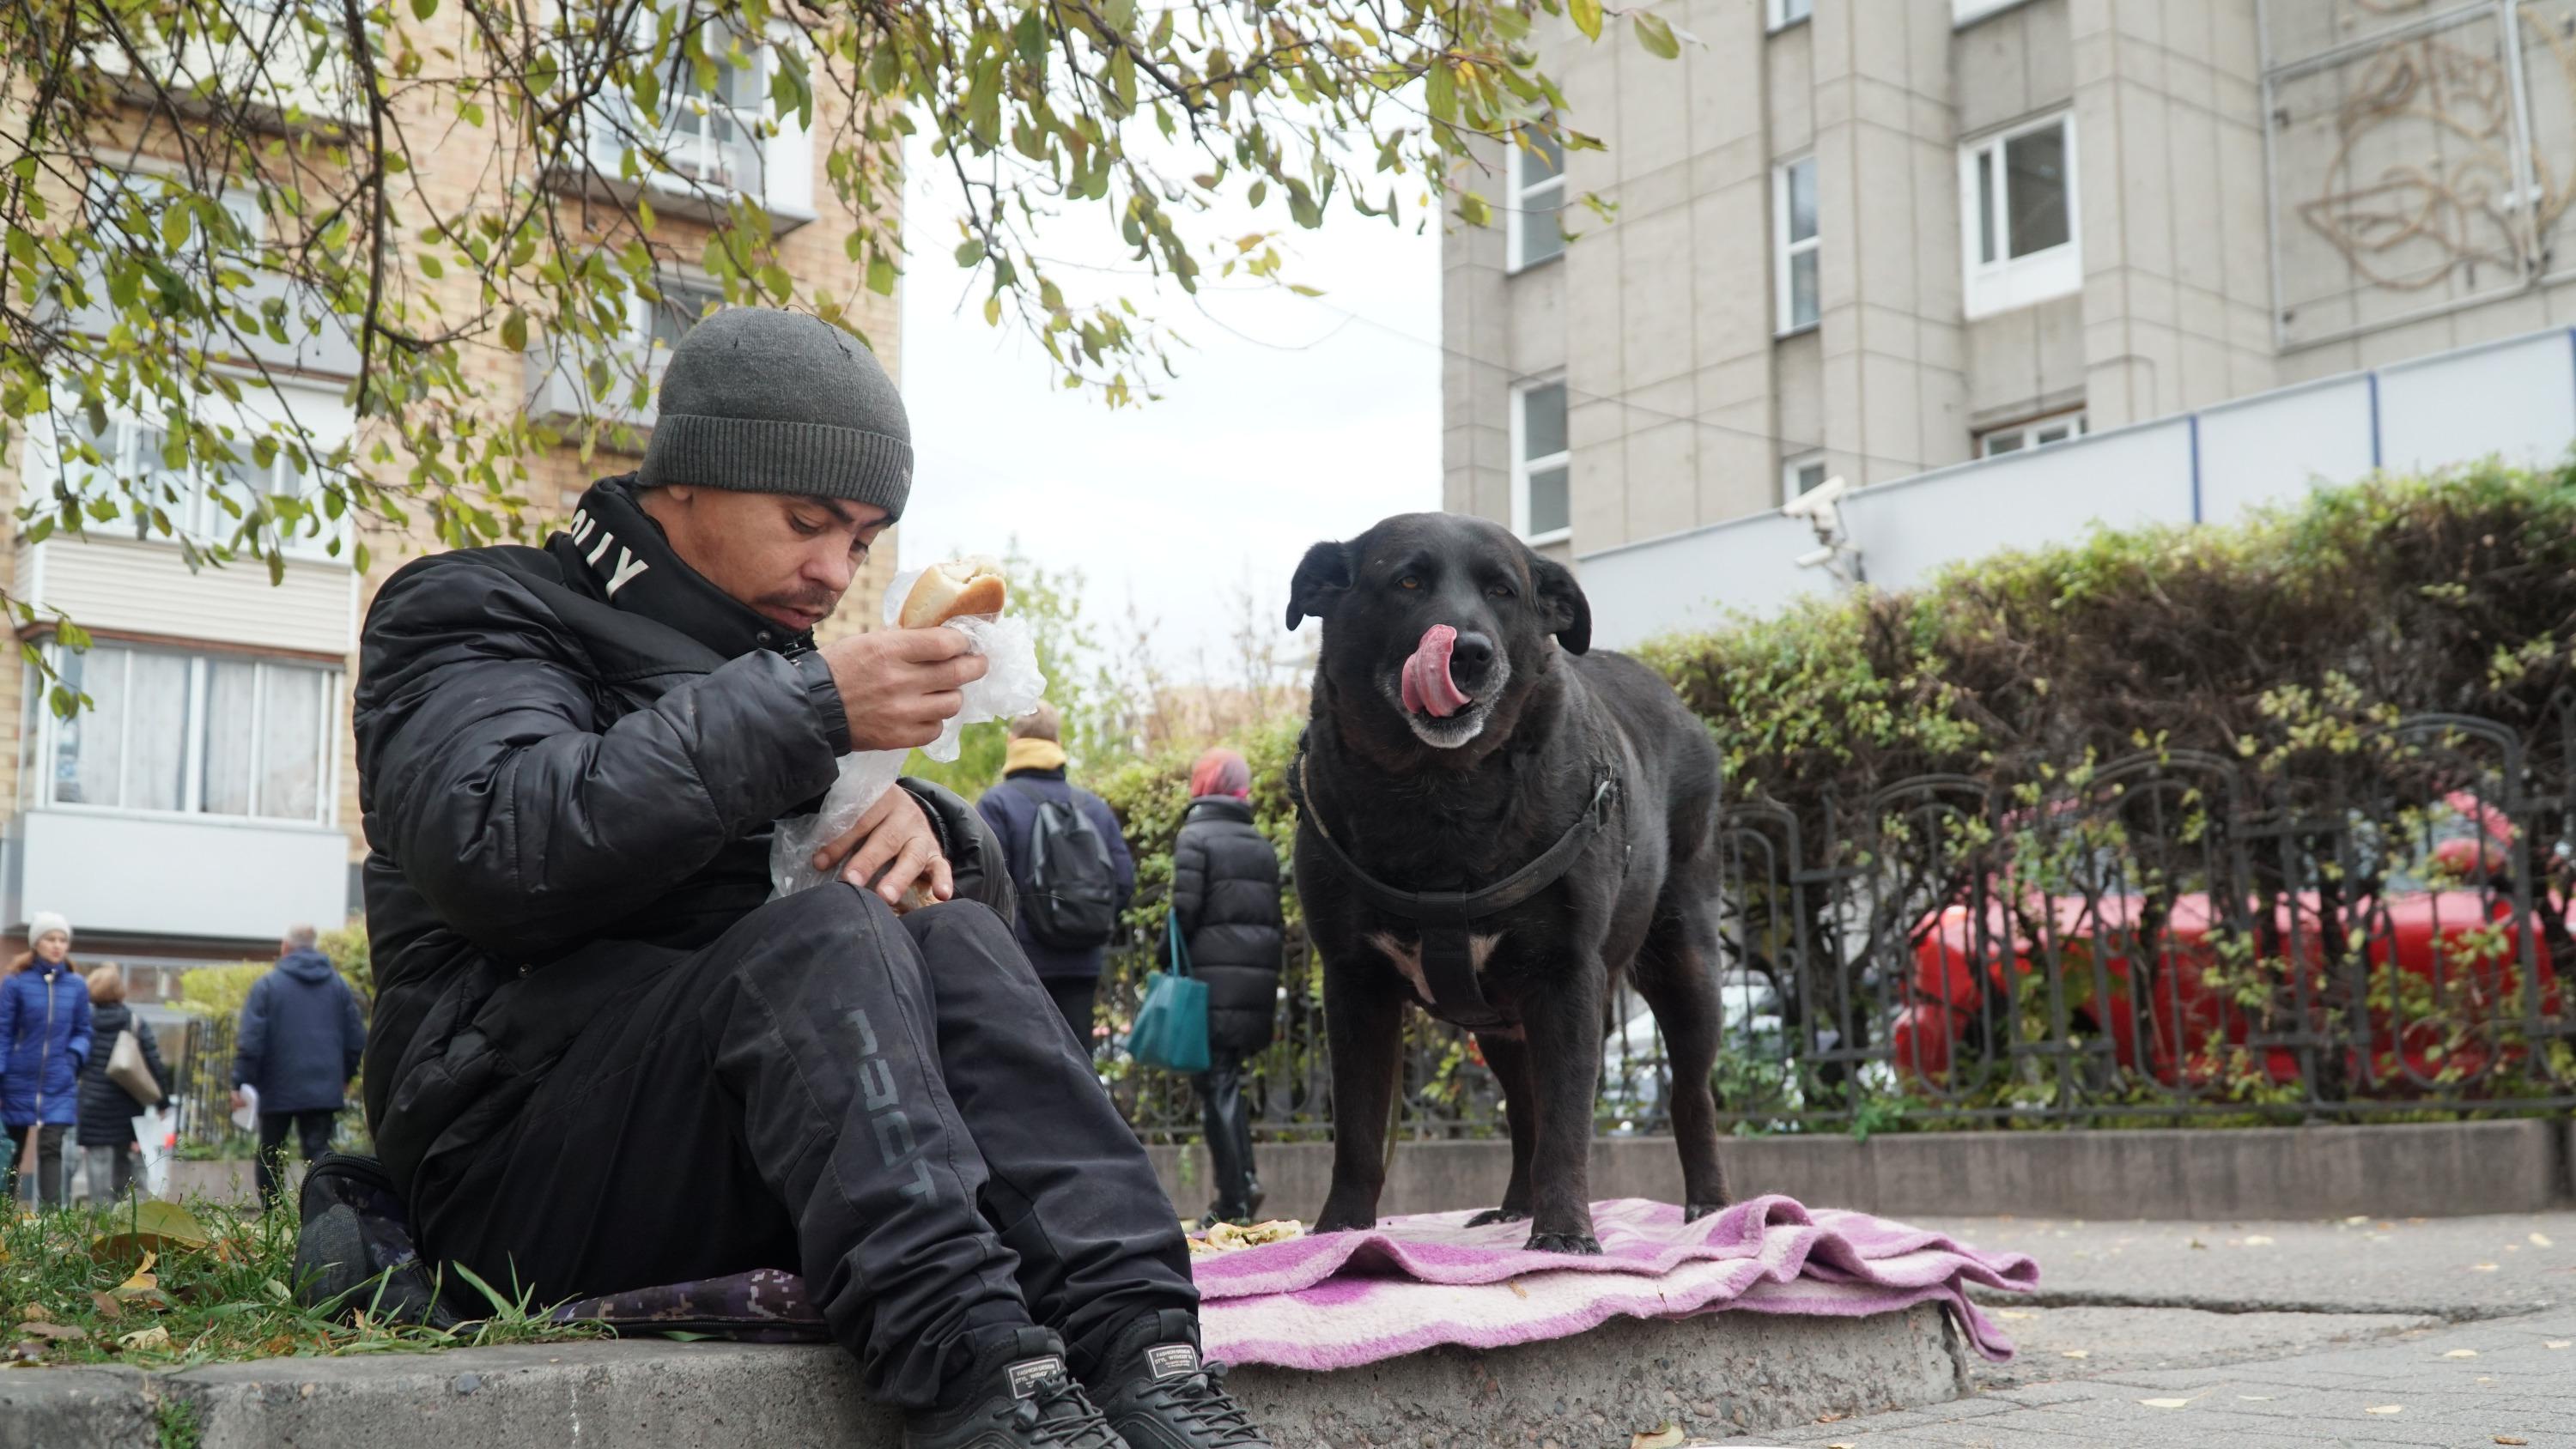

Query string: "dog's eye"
[1396, 574, 1423, 591]
[1488, 585, 1516, 601]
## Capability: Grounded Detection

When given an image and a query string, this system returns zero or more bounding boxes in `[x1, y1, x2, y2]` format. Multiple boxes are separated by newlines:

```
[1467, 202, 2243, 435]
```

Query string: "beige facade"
[1446, 0, 2576, 560]
[3, 13, 898, 975]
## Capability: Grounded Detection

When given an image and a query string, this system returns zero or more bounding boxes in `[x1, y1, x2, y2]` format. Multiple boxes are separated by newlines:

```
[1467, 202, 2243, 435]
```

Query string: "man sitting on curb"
[350, 308, 1268, 1449]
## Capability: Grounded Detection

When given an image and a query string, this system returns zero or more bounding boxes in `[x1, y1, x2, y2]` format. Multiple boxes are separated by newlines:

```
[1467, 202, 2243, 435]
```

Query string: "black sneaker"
[1087, 1309, 1272, 1449]
[905, 1326, 1124, 1449]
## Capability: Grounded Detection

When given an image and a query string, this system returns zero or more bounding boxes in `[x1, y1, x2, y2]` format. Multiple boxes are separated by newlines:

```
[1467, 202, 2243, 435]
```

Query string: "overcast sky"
[895, 130, 1443, 682]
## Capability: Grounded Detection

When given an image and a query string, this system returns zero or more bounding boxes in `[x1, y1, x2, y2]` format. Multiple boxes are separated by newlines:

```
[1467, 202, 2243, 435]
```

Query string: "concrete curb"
[1153, 1119, 2573, 1223]
[0, 1305, 1967, 1449]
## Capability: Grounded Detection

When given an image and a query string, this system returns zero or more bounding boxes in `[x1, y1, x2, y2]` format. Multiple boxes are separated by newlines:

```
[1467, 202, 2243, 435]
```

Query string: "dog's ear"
[1529, 551, 1592, 655]
[1285, 540, 1352, 631]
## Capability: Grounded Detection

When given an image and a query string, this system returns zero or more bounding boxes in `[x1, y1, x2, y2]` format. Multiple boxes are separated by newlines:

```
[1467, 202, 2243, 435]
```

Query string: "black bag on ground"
[294, 1152, 467, 1330]
[1022, 797, 1120, 949]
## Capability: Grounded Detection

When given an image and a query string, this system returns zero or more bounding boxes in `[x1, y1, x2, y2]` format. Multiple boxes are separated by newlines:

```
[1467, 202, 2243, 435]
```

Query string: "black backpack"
[1022, 791, 1120, 949]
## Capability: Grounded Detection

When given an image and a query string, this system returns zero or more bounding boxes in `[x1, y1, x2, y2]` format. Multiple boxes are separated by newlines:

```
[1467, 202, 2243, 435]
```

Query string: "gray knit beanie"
[639, 308, 912, 519]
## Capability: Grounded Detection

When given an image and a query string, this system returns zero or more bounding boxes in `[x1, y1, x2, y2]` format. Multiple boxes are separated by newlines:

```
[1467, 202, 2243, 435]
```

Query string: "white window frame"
[1959, 111, 2080, 319]
[39, 642, 341, 828]
[1773, 155, 1820, 336]
[1976, 409, 2087, 458]
[1505, 124, 1566, 274]
[1510, 375, 1571, 546]
[1768, 0, 1813, 30]
[42, 388, 353, 566]
[578, 11, 815, 220]
[1782, 450, 1828, 505]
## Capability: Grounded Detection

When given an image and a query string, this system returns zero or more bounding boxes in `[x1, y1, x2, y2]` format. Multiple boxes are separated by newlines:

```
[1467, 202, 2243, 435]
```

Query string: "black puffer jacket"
[1166, 797, 1285, 1053]
[352, 476, 1012, 1201]
[76, 1002, 170, 1147]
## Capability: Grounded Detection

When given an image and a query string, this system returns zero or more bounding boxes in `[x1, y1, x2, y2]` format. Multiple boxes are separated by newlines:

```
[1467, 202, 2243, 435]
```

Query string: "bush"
[1642, 460, 2576, 815]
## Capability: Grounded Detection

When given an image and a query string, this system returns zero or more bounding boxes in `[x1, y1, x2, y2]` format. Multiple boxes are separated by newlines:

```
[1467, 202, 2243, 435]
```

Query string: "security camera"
[1795, 545, 1838, 570]
[1780, 475, 1850, 520]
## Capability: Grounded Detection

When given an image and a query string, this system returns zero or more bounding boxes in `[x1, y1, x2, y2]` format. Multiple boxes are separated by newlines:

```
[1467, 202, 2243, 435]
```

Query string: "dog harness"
[1286, 740, 1620, 1032]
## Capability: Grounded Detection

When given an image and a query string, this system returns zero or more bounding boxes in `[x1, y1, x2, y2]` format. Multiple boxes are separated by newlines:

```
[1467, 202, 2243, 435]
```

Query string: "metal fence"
[1103, 710, 2576, 1143]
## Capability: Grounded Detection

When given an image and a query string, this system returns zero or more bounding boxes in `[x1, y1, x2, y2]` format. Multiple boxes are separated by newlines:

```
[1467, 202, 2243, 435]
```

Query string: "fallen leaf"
[2060, 1349, 2090, 1359]
[2545, 1340, 2570, 1349]
[91, 1204, 208, 1266]
[2237, 1395, 2275, 1401]
[1829, 1443, 1856, 1449]
[2346, 1215, 2370, 1224]
[1506, 1280, 1528, 1300]
[1628, 1424, 1686, 1449]
[2187, 1237, 2208, 1249]
[88, 1292, 118, 1322]
[2138, 1397, 2192, 1409]
[1996, 1309, 2035, 1320]
[2244, 1234, 2275, 1245]
[258, 1335, 295, 1357]
[2470, 1263, 2500, 1272]
[21, 1323, 85, 1343]
[15, 1306, 50, 1325]
[2444, 1349, 2478, 1358]
[2530, 1233, 2554, 1248]
[9, 1340, 46, 1364]
[2366, 1405, 2404, 1415]
[116, 1325, 168, 1354]
[2497, 1437, 2530, 1446]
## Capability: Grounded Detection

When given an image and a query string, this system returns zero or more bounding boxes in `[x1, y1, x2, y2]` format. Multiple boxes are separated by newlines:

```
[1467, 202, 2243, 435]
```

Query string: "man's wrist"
[793, 650, 853, 754]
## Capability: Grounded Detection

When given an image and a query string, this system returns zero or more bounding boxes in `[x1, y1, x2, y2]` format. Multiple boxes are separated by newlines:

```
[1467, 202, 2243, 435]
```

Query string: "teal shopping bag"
[1127, 918, 1211, 1074]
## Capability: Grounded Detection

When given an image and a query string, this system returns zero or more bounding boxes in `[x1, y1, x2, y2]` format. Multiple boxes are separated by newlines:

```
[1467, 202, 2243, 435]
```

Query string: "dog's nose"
[1452, 631, 1497, 672]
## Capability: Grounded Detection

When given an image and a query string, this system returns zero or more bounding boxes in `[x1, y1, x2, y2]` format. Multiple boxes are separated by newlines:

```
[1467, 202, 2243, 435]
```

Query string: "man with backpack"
[978, 705, 1135, 1046]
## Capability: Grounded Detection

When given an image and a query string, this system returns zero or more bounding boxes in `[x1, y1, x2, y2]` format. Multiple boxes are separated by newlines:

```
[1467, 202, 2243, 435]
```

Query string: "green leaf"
[954, 238, 987, 267]
[1425, 60, 1456, 125]
[159, 203, 193, 250]
[92, 1202, 210, 1266]
[410, 0, 436, 18]
[866, 252, 897, 295]
[499, 308, 527, 352]
[1632, 10, 1680, 59]
[1570, 0, 1604, 41]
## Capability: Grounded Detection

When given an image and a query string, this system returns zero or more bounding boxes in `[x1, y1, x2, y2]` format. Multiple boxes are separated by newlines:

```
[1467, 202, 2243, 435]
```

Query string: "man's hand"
[818, 628, 990, 750]
[814, 785, 955, 909]
[229, 1089, 248, 1113]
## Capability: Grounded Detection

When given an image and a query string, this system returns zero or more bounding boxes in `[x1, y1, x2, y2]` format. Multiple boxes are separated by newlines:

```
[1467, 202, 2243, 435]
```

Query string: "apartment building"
[1443, 0, 2576, 569]
[1, 10, 898, 995]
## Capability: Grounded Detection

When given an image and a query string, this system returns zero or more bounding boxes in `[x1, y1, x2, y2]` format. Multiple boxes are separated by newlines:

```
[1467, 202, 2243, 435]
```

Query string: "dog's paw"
[1312, 1212, 1376, 1235]
[1465, 1206, 1531, 1228]
[1682, 1200, 1733, 1222]
[1524, 1231, 1603, 1255]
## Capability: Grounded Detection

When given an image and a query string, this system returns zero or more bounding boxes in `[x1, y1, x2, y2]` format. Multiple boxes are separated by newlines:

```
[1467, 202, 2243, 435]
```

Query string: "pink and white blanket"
[1194, 1195, 2038, 1372]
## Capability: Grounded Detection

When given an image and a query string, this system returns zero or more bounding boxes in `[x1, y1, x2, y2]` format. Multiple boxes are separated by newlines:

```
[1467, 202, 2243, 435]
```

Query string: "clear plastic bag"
[768, 569, 1048, 897]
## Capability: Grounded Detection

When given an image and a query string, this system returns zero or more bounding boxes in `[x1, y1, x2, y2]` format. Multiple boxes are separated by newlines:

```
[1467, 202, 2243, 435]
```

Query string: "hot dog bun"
[898, 555, 1009, 628]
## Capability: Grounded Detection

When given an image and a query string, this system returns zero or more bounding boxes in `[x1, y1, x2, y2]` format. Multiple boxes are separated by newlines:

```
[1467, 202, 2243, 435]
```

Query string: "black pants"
[1194, 1048, 1258, 1219]
[412, 892, 1194, 1410]
[258, 1109, 338, 1203]
[4, 1124, 66, 1208]
[1045, 975, 1097, 1051]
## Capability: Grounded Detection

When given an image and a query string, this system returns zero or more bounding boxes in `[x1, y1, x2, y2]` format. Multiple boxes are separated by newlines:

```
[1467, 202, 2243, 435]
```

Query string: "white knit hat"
[27, 912, 70, 946]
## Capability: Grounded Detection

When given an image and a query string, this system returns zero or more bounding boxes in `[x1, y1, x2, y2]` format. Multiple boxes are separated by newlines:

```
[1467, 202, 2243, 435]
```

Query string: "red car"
[1890, 794, 2567, 1095]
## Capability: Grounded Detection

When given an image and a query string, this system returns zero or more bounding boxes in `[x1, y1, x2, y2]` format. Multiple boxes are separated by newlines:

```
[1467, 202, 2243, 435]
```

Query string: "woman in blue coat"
[0, 912, 94, 1208]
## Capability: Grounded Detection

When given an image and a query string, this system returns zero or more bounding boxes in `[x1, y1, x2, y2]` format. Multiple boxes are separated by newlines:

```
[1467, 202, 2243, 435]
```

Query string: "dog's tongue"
[1400, 624, 1472, 718]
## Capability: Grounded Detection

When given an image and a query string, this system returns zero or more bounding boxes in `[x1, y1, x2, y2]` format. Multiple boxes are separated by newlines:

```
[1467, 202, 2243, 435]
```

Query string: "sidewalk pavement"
[1735, 1210, 2576, 1448]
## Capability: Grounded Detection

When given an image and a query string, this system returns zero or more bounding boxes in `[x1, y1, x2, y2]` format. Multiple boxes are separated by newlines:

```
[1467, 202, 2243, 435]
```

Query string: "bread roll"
[898, 555, 1009, 627]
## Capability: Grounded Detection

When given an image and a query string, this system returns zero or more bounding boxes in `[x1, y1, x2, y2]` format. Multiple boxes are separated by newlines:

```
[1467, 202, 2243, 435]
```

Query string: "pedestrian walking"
[1166, 748, 1285, 1228]
[976, 703, 1138, 1046]
[231, 925, 364, 1204]
[0, 912, 93, 1209]
[76, 964, 170, 1203]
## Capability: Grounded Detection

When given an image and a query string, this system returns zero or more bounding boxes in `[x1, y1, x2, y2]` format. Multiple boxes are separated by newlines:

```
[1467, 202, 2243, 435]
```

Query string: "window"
[648, 22, 768, 190]
[645, 274, 726, 352]
[1507, 124, 1565, 272]
[568, 9, 813, 221]
[47, 645, 337, 824]
[1512, 379, 1571, 543]
[1773, 156, 1820, 335]
[1977, 410, 2087, 458]
[1960, 113, 2078, 318]
[1782, 451, 1828, 504]
[85, 169, 265, 266]
[57, 411, 340, 561]
[1769, 0, 1813, 29]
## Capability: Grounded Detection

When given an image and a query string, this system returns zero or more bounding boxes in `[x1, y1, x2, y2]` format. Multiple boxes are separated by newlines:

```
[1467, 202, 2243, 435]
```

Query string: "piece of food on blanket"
[1187, 1219, 1306, 1255]
[898, 555, 1009, 628]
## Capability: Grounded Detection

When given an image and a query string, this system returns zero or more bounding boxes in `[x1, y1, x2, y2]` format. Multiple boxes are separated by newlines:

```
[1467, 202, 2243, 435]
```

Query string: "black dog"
[1285, 512, 1732, 1253]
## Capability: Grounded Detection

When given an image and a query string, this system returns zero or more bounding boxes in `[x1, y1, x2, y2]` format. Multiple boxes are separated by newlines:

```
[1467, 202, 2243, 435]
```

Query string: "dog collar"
[1287, 737, 1619, 1030]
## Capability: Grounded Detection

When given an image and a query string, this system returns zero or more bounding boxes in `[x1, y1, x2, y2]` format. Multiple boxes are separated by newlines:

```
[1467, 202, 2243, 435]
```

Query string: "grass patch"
[0, 1197, 603, 1368]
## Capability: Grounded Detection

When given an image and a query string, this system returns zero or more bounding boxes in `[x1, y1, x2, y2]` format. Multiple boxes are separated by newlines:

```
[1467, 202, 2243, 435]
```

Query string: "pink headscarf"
[1188, 748, 1252, 801]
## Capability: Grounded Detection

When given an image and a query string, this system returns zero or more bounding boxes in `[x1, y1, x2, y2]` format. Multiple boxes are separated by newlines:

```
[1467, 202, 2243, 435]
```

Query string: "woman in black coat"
[77, 965, 170, 1203]
[1166, 748, 1285, 1226]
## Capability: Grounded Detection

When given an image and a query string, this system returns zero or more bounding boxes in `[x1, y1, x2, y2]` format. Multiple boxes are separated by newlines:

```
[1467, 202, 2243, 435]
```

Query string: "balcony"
[7, 808, 348, 943]
[524, 341, 673, 442]
[545, 88, 817, 233]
